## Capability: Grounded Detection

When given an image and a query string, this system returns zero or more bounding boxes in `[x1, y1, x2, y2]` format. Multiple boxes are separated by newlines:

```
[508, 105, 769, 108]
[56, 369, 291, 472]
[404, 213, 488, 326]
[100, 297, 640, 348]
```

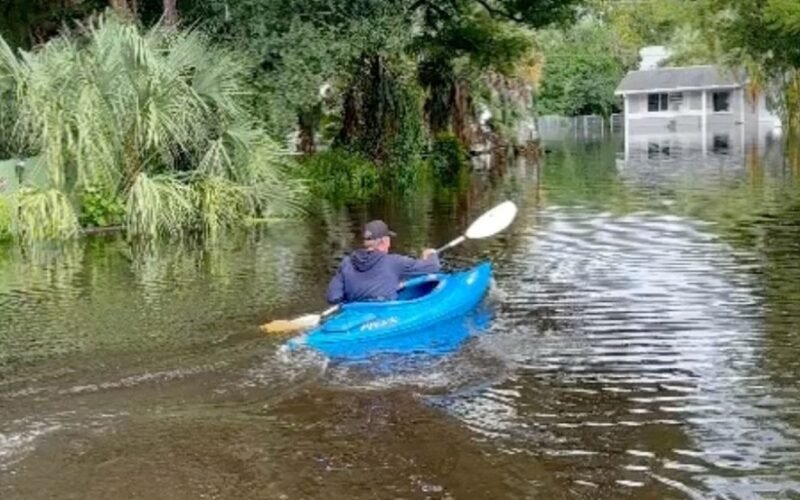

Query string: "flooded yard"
[2, 130, 800, 498]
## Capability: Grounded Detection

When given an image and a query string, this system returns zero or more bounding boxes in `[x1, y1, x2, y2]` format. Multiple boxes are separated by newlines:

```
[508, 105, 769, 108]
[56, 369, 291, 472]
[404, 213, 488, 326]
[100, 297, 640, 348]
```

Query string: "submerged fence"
[537, 114, 624, 143]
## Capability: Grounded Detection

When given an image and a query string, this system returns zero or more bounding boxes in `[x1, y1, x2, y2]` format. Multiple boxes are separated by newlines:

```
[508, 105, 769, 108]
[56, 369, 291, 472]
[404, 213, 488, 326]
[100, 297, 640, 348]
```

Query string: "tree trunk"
[110, 0, 132, 18]
[451, 79, 473, 148]
[364, 55, 389, 163]
[163, 0, 178, 26]
[420, 59, 455, 136]
[297, 108, 319, 155]
[334, 87, 359, 149]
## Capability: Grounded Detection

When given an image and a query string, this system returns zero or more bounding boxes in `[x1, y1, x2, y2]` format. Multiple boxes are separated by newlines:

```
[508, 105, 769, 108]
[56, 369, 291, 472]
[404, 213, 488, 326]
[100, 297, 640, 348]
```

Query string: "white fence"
[537, 114, 624, 142]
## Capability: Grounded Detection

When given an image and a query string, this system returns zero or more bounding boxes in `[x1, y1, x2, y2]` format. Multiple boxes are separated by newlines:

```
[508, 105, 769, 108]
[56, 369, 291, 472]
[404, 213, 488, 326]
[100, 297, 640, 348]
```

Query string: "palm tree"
[0, 14, 305, 241]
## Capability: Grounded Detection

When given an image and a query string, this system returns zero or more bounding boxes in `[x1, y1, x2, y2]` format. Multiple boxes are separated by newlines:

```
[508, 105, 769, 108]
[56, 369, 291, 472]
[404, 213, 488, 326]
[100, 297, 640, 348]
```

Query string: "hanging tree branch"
[474, 0, 525, 23]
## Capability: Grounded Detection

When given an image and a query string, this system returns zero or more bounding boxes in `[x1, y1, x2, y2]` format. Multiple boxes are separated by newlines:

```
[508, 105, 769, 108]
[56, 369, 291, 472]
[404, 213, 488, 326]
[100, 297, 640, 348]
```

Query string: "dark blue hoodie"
[326, 249, 440, 304]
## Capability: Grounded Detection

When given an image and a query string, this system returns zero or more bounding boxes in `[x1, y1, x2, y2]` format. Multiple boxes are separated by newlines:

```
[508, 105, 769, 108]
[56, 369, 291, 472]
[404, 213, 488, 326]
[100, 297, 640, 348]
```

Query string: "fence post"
[15, 160, 24, 185]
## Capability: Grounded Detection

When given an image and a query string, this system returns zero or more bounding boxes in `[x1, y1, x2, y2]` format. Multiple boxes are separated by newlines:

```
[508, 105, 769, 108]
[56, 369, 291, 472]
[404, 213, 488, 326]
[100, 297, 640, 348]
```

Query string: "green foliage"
[194, 0, 579, 152]
[302, 146, 431, 201]
[0, 14, 304, 241]
[429, 133, 468, 183]
[15, 188, 80, 241]
[664, 24, 720, 66]
[0, 196, 12, 240]
[415, 11, 533, 76]
[536, 20, 635, 117]
[79, 186, 125, 228]
[766, 0, 800, 35]
[1, 1, 584, 222]
[0, 98, 16, 159]
[125, 173, 194, 239]
[196, 0, 416, 137]
[336, 56, 427, 166]
[193, 176, 253, 238]
[671, 0, 800, 137]
[302, 149, 380, 202]
[381, 157, 430, 194]
[385, 81, 427, 169]
[589, 0, 701, 50]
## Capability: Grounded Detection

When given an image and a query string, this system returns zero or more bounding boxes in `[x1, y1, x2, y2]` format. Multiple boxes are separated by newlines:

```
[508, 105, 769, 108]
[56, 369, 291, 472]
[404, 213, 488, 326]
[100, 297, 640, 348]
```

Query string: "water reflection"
[0, 222, 326, 381]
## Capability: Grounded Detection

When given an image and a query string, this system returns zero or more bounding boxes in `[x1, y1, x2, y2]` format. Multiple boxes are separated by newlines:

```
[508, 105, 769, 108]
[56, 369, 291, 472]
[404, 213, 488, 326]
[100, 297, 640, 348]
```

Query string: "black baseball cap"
[363, 220, 396, 240]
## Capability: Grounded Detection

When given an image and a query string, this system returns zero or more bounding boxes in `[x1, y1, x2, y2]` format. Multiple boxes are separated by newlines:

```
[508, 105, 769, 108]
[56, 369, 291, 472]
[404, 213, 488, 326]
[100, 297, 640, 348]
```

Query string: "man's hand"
[421, 248, 437, 260]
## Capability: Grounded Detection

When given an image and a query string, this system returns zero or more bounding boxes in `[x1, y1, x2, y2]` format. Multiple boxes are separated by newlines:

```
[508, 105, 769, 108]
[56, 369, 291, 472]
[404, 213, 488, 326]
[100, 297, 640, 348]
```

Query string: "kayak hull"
[286, 262, 493, 360]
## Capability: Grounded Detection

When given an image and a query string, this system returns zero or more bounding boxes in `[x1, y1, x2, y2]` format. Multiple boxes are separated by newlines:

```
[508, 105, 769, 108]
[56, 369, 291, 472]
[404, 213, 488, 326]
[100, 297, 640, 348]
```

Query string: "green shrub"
[79, 186, 125, 228]
[429, 132, 468, 183]
[302, 149, 380, 201]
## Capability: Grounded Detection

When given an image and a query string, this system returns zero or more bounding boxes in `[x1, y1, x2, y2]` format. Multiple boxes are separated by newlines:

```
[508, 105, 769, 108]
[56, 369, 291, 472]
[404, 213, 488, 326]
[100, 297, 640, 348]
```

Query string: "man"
[326, 220, 440, 304]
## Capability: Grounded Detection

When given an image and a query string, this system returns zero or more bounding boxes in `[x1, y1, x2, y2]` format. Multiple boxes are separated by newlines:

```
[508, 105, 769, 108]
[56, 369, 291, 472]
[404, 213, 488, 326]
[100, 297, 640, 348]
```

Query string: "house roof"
[615, 65, 746, 95]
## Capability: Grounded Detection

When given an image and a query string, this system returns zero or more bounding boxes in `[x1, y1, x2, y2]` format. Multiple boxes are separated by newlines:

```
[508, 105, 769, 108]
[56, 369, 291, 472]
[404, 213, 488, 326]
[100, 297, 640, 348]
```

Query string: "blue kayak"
[285, 262, 493, 360]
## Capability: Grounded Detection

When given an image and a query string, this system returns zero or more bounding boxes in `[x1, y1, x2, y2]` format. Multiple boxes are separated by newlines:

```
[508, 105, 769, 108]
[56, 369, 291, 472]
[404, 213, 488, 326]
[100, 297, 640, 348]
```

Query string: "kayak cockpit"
[397, 278, 440, 301]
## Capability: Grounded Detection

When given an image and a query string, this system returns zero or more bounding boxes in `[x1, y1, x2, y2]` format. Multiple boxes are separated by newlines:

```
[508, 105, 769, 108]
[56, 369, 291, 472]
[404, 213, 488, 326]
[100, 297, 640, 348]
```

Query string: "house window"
[713, 91, 731, 112]
[647, 92, 682, 112]
[648, 93, 668, 112]
[712, 134, 730, 154]
[669, 92, 683, 111]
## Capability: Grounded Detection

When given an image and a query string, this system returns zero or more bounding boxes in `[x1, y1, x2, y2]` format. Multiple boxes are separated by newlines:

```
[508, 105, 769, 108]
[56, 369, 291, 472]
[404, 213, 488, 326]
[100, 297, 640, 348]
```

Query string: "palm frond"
[125, 172, 194, 238]
[192, 176, 252, 237]
[15, 188, 80, 241]
[2, 12, 307, 241]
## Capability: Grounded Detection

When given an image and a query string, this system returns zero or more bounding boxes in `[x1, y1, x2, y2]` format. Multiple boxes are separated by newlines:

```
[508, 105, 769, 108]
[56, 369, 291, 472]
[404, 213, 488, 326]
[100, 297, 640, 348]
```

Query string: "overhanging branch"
[474, 0, 525, 23]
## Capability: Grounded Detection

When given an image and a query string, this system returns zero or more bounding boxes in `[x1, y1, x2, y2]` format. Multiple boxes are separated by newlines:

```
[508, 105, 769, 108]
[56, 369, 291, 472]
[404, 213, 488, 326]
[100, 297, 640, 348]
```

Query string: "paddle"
[260, 200, 518, 334]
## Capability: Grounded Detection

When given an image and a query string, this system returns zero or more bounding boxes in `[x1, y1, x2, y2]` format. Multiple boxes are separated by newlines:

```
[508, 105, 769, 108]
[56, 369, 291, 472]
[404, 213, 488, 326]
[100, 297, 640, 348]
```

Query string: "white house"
[615, 64, 781, 158]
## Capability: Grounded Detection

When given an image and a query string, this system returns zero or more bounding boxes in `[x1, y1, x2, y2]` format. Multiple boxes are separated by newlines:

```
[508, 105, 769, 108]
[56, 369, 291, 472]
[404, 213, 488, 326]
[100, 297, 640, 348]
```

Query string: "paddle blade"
[465, 201, 518, 239]
[261, 314, 321, 334]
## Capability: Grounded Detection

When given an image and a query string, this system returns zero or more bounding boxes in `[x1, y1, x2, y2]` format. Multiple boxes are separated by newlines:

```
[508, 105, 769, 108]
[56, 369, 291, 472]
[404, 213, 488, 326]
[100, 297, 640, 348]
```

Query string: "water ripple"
[436, 207, 800, 496]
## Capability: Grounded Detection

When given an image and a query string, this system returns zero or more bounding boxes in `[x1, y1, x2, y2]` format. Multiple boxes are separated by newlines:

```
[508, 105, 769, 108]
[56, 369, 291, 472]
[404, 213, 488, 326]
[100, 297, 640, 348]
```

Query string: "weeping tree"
[414, 11, 534, 147]
[334, 54, 426, 169]
[403, 0, 582, 155]
[194, 0, 579, 157]
[194, 0, 417, 155]
[0, 14, 304, 241]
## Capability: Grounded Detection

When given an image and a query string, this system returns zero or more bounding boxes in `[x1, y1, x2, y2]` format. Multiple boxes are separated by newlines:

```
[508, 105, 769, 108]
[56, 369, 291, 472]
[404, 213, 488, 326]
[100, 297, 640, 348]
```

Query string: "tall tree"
[163, 0, 178, 26]
[191, 0, 580, 155]
[673, 0, 800, 137]
[536, 18, 637, 117]
[409, 0, 581, 148]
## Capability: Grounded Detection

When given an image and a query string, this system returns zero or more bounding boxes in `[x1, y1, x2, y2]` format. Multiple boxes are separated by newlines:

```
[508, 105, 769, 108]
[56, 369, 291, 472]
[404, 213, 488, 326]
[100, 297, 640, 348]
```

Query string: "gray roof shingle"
[615, 66, 746, 94]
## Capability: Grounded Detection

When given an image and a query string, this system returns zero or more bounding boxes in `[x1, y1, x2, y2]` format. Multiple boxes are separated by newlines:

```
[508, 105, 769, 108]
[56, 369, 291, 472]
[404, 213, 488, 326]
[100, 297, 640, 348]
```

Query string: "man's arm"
[325, 261, 346, 304]
[395, 250, 440, 278]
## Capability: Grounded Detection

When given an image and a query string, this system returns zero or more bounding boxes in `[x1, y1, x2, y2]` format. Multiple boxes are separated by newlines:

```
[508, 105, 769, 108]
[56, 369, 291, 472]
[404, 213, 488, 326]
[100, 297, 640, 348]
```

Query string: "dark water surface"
[3, 135, 800, 498]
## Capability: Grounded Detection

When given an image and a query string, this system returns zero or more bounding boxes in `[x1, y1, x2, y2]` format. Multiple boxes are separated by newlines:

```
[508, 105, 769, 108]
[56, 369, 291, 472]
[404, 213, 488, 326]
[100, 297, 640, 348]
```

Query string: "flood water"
[2, 132, 800, 498]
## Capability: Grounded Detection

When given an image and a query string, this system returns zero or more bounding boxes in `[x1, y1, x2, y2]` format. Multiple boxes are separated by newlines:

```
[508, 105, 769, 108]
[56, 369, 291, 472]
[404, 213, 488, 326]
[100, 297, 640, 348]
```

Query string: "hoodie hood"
[351, 249, 385, 272]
